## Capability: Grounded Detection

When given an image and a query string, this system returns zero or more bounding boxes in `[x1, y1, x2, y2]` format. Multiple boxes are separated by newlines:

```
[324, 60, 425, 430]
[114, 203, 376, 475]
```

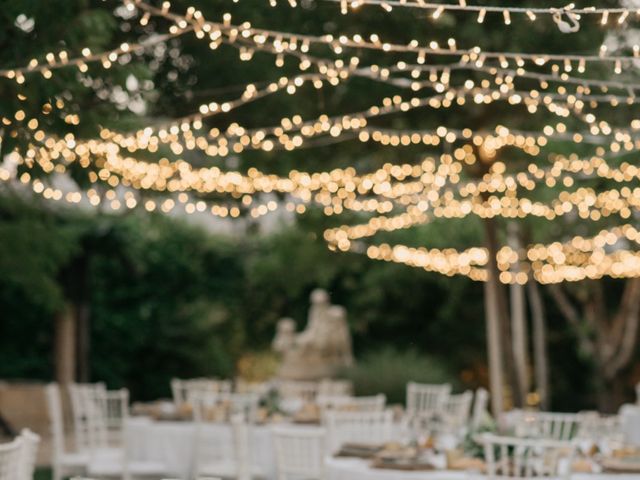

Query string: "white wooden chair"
[513, 411, 585, 441]
[406, 382, 451, 418]
[17, 429, 40, 480]
[68, 383, 107, 453]
[324, 409, 393, 454]
[273, 426, 326, 480]
[471, 387, 490, 430]
[46, 383, 89, 480]
[192, 393, 265, 480]
[575, 413, 623, 445]
[478, 434, 575, 480]
[317, 394, 385, 414]
[76, 386, 166, 480]
[0, 437, 22, 480]
[442, 390, 473, 433]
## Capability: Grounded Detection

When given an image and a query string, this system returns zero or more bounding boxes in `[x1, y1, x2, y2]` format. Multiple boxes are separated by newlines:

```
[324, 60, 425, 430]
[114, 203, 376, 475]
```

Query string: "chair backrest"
[576, 413, 622, 442]
[68, 382, 107, 452]
[101, 389, 129, 447]
[17, 429, 40, 480]
[324, 409, 393, 454]
[471, 387, 490, 430]
[406, 382, 451, 417]
[69, 383, 129, 452]
[0, 438, 22, 480]
[514, 411, 584, 441]
[273, 426, 326, 480]
[317, 394, 386, 414]
[191, 392, 254, 478]
[45, 383, 66, 458]
[479, 434, 574, 480]
[443, 391, 474, 431]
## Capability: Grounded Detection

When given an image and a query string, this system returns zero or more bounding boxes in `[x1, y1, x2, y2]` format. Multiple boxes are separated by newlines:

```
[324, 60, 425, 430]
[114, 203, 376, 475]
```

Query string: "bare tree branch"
[547, 283, 595, 356]
[604, 278, 640, 379]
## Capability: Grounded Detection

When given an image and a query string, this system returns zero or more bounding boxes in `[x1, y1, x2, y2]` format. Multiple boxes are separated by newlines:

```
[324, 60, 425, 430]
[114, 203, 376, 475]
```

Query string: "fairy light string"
[3, 0, 640, 285]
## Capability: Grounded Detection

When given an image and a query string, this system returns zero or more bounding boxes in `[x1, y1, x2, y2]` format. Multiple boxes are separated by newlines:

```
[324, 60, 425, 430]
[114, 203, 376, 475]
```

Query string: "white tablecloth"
[619, 404, 640, 446]
[126, 417, 640, 480]
[126, 417, 282, 478]
[326, 457, 640, 480]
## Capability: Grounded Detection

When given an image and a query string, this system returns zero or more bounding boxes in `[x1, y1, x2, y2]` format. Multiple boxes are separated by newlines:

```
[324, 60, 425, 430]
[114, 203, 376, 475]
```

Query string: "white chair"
[406, 382, 451, 418]
[68, 383, 107, 453]
[471, 387, 490, 430]
[17, 429, 40, 480]
[442, 390, 473, 433]
[513, 411, 585, 441]
[46, 383, 89, 480]
[479, 434, 574, 479]
[576, 413, 623, 446]
[0, 437, 22, 480]
[192, 393, 265, 480]
[273, 426, 326, 480]
[77, 387, 166, 480]
[324, 409, 393, 454]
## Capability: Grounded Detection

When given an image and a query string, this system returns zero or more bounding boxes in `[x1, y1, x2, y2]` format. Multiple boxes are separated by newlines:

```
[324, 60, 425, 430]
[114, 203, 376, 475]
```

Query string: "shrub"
[340, 347, 456, 405]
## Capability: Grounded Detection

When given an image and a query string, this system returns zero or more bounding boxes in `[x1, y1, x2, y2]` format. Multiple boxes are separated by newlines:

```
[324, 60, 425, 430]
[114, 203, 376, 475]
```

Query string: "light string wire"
[133, 0, 640, 66]
[321, 0, 640, 16]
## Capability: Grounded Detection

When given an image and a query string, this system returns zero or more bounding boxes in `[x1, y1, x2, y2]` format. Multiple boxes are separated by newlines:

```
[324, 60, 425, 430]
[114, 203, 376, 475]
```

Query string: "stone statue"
[272, 289, 354, 380]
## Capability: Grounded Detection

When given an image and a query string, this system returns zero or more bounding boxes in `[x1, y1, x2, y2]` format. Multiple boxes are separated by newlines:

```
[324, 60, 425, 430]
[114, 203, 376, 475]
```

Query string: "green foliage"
[87, 213, 245, 400]
[340, 348, 456, 405]
[0, 193, 83, 311]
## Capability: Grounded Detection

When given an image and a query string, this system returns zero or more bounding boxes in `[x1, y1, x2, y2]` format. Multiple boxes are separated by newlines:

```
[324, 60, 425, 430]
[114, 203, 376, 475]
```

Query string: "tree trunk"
[76, 302, 91, 382]
[54, 303, 76, 384]
[508, 222, 530, 406]
[483, 217, 505, 417]
[528, 280, 549, 410]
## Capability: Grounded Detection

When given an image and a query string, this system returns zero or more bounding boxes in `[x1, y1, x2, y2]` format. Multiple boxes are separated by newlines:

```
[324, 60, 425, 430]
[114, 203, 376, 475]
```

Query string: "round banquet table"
[326, 457, 640, 480]
[126, 417, 282, 478]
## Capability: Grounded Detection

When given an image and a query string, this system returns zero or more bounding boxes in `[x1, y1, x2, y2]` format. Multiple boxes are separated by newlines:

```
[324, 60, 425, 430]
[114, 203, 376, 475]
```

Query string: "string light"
[7, 0, 640, 289]
[135, 0, 640, 77]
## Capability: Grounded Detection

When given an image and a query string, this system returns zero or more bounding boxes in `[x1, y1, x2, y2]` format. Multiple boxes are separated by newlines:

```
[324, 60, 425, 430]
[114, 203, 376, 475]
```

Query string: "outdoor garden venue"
[3, 0, 640, 479]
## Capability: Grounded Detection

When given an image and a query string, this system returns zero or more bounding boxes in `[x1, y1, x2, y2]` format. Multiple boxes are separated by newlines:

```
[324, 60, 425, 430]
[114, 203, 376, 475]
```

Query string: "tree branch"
[547, 283, 595, 356]
[604, 278, 640, 379]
